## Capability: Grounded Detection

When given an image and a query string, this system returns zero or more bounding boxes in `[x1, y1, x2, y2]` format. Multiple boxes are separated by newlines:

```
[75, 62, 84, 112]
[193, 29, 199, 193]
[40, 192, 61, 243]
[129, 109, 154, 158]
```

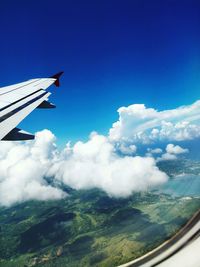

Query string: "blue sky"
[0, 0, 200, 145]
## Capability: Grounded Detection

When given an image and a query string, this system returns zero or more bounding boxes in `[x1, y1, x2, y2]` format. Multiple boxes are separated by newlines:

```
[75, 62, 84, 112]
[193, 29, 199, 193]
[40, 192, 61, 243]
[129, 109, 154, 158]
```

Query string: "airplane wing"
[0, 71, 63, 141]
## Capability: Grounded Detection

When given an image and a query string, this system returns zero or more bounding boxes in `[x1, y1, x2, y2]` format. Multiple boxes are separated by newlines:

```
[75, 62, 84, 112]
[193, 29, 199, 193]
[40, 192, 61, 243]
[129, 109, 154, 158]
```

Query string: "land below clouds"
[0, 187, 199, 267]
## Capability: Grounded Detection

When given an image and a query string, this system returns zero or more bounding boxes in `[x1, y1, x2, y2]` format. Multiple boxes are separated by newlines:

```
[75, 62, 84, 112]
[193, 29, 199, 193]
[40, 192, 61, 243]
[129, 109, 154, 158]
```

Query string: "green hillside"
[0, 189, 199, 267]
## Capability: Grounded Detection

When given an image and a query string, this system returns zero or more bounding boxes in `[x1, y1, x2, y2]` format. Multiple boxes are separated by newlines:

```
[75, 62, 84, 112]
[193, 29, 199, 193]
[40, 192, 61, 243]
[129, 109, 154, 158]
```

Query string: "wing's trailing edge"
[2, 128, 35, 141]
[0, 71, 64, 141]
[37, 100, 56, 109]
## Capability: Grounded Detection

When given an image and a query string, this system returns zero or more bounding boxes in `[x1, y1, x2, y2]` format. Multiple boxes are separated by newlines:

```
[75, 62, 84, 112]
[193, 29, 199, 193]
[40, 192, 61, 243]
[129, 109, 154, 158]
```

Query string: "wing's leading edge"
[0, 72, 63, 141]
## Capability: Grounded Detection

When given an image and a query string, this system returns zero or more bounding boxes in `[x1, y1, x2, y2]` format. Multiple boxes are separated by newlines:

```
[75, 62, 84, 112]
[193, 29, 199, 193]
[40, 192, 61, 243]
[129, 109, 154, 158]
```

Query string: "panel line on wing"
[0, 79, 41, 96]
[0, 89, 44, 112]
[0, 92, 49, 123]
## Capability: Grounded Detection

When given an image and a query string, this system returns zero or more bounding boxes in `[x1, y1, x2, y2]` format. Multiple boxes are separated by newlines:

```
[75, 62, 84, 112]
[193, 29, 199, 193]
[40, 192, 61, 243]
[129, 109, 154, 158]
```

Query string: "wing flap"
[0, 78, 56, 111]
[0, 90, 48, 117]
[0, 92, 50, 140]
[37, 100, 56, 109]
[2, 128, 34, 141]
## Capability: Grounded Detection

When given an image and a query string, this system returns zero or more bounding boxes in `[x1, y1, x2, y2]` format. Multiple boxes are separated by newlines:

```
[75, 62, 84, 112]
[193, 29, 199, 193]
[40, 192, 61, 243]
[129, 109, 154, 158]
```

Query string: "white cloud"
[116, 143, 137, 155]
[3, 100, 197, 206]
[0, 130, 168, 206]
[166, 144, 189, 154]
[146, 148, 163, 157]
[159, 153, 178, 161]
[158, 144, 189, 161]
[109, 100, 200, 144]
[0, 130, 66, 206]
[147, 148, 163, 154]
[48, 133, 167, 197]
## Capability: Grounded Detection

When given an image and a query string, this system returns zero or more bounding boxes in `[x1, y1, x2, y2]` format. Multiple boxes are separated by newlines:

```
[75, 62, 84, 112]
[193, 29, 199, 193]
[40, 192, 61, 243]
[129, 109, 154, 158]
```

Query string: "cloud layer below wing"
[0, 130, 167, 206]
[1, 100, 200, 206]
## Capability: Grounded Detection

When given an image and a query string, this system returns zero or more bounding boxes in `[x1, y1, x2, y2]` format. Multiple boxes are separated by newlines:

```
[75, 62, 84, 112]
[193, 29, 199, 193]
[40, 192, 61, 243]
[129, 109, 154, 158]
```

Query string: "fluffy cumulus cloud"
[116, 143, 137, 155]
[146, 147, 163, 157]
[109, 100, 200, 144]
[158, 144, 189, 161]
[0, 130, 66, 206]
[48, 132, 167, 197]
[0, 130, 168, 206]
[166, 144, 189, 154]
[2, 100, 198, 206]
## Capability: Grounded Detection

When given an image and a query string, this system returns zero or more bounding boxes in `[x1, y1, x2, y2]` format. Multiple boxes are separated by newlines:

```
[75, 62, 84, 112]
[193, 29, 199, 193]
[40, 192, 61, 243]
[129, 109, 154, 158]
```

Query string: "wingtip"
[50, 71, 64, 87]
[50, 71, 64, 79]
